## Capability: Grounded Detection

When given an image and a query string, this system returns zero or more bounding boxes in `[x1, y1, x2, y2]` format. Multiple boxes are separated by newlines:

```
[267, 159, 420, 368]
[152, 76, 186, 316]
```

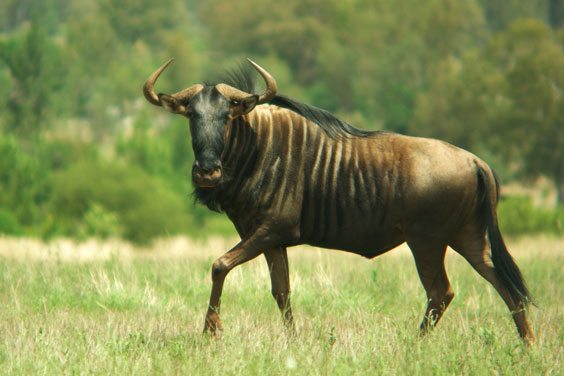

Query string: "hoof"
[203, 311, 223, 336]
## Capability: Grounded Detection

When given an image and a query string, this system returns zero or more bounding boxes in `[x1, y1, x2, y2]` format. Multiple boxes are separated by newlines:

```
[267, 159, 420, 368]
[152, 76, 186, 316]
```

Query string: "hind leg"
[407, 241, 454, 334]
[451, 228, 535, 343]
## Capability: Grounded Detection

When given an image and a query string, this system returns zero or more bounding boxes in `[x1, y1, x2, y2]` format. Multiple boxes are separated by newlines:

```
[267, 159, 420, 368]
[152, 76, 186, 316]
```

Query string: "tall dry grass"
[0, 235, 562, 375]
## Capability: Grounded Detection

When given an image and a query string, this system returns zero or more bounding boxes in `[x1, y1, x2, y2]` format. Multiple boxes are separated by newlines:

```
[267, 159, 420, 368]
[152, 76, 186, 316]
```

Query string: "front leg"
[264, 247, 294, 331]
[203, 227, 279, 336]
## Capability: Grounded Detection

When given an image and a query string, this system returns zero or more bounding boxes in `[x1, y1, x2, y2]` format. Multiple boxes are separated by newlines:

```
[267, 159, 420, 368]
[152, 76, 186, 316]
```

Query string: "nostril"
[195, 160, 221, 174]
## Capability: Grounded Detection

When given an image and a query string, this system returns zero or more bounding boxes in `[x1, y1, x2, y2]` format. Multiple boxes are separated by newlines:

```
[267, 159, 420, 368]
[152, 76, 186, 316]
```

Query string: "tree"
[0, 18, 66, 136]
[98, 0, 187, 44]
[199, 0, 332, 84]
[0, 0, 71, 34]
[410, 54, 505, 151]
[550, 0, 564, 28]
[488, 20, 564, 203]
[478, 0, 549, 31]
[344, 0, 486, 132]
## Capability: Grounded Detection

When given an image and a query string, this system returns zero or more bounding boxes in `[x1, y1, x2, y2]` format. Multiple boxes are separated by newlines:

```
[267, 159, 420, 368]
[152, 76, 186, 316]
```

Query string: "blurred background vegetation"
[0, 0, 563, 243]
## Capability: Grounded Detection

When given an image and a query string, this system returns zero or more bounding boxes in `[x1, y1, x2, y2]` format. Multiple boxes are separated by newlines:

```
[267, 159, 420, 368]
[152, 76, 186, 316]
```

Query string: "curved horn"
[247, 59, 277, 104]
[143, 58, 174, 106]
[143, 59, 204, 107]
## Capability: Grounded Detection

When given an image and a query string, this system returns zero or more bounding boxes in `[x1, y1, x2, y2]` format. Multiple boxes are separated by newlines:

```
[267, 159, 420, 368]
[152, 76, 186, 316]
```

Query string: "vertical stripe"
[311, 128, 325, 184]
[329, 139, 342, 232]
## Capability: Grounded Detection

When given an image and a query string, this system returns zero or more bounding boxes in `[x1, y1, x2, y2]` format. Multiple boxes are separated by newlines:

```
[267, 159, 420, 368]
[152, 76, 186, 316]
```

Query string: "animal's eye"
[231, 100, 240, 106]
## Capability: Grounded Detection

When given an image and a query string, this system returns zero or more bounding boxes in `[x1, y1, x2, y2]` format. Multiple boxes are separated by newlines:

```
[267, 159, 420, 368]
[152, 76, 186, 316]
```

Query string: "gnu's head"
[143, 59, 277, 188]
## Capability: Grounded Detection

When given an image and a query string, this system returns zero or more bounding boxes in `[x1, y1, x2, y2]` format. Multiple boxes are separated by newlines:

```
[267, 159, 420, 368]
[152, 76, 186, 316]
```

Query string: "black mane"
[268, 95, 376, 139]
[209, 63, 378, 139]
[206, 63, 258, 95]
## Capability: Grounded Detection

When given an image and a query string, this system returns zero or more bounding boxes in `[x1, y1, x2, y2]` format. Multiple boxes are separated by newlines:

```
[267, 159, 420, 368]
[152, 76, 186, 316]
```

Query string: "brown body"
[209, 107, 476, 255]
[143, 59, 534, 343]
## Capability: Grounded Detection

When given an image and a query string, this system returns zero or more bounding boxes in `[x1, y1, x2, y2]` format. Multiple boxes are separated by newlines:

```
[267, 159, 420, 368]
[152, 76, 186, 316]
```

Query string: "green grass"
[0, 236, 562, 375]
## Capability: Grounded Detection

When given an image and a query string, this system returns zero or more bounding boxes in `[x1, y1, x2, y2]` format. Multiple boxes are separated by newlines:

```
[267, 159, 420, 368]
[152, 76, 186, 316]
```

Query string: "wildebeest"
[143, 59, 534, 343]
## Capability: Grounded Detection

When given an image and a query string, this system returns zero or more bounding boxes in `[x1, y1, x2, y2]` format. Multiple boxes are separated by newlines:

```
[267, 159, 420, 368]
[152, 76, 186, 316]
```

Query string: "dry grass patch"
[0, 235, 562, 374]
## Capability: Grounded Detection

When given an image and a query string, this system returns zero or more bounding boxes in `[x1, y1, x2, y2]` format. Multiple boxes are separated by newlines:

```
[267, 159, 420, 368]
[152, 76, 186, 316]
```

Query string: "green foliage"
[0, 0, 71, 34]
[79, 203, 124, 240]
[498, 196, 564, 236]
[0, 17, 67, 135]
[0, 209, 23, 235]
[0, 0, 563, 242]
[115, 110, 195, 186]
[50, 160, 194, 244]
[0, 135, 50, 229]
[116, 111, 177, 178]
[410, 53, 505, 150]
[0, 119, 236, 242]
[99, 0, 187, 44]
[489, 20, 564, 200]
[478, 0, 551, 30]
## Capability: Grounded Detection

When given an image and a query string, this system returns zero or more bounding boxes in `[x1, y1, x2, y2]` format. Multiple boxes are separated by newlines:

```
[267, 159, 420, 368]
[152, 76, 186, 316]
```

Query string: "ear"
[240, 95, 259, 114]
[159, 94, 186, 114]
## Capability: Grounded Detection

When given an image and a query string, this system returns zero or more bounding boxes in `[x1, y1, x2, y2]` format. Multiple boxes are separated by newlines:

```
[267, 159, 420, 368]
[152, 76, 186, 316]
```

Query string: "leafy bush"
[51, 160, 195, 244]
[36, 138, 99, 172]
[0, 132, 235, 242]
[0, 135, 50, 229]
[0, 208, 23, 235]
[116, 112, 193, 183]
[498, 196, 564, 237]
[115, 111, 176, 178]
[79, 203, 124, 240]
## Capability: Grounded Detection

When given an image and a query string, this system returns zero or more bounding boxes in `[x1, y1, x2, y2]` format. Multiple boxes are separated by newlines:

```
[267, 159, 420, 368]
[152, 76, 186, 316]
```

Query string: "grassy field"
[0, 235, 562, 375]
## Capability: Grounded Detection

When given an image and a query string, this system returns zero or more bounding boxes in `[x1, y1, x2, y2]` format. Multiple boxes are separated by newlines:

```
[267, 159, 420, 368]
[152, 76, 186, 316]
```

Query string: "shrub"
[79, 203, 124, 240]
[115, 111, 194, 179]
[0, 135, 50, 229]
[51, 160, 195, 244]
[36, 138, 99, 171]
[498, 195, 564, 237]
[0, 208, 23, 235]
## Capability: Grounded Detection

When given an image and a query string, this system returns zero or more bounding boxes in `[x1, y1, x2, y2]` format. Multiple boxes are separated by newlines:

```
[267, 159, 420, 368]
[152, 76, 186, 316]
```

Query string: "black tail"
[477, 166, 532, 307]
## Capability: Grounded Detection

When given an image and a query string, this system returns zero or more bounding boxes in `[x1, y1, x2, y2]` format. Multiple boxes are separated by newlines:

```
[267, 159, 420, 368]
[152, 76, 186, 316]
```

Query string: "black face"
[158, 84, 258, 188]
[187, 86, 232, 188]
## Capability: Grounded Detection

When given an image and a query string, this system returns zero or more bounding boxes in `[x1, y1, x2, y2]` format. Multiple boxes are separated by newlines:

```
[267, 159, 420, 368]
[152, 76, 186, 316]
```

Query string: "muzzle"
[192, 160, 222, 188]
